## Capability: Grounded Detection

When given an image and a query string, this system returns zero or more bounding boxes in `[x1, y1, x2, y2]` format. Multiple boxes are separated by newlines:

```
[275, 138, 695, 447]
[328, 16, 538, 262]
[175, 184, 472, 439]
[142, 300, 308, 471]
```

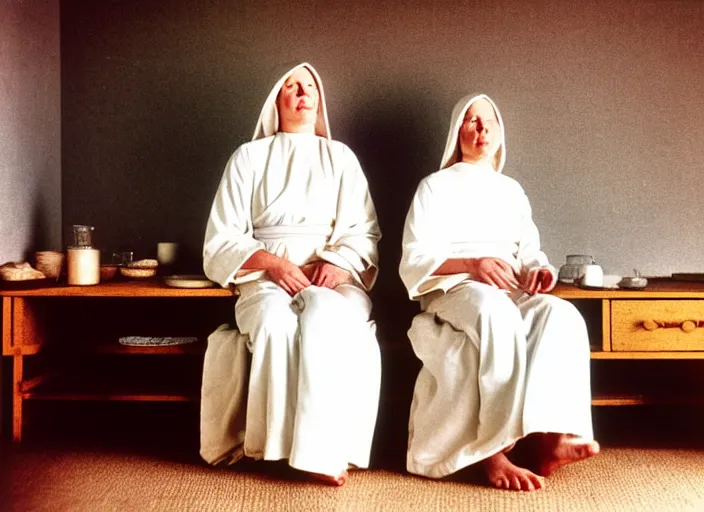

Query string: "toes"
[575, 441, 600, 460]
[518, 473, 543, 491]
[519, 476, 534, 492]
[308, 470, 348, 487]
[529, 473, 544, 490]
[336, 471, 349, 486]
[589, 441, 601, 456]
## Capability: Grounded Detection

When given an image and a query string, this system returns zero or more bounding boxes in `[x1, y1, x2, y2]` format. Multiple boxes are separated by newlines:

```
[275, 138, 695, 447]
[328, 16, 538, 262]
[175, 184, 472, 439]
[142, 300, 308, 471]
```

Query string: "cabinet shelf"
[592, 393, 704, 406]
[22, 390, 195, 402]
[19, 358, 201, 403]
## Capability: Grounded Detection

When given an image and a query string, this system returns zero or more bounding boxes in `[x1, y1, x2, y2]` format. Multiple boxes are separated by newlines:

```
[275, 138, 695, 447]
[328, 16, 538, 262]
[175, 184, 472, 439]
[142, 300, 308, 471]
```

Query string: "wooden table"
[1, 280, 234, 441]
[3, 278, 704, 441]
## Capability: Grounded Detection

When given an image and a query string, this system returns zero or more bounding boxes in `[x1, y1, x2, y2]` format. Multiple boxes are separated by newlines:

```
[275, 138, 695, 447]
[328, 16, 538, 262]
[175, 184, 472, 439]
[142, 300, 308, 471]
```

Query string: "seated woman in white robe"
[201, 62, 382, 487]
[399, 94, 599, 492]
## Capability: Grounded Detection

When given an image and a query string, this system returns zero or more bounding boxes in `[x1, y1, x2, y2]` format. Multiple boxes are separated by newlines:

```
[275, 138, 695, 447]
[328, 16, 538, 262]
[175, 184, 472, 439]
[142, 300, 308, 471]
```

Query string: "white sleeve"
[399, 179, 468, 300]
[202, 147, 266, 287]
[317, 146, 381, 290]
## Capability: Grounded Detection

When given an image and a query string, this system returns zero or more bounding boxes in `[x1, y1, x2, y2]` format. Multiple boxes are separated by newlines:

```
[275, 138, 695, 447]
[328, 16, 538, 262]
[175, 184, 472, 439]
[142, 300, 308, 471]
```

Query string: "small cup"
[157, 242, 179, 266]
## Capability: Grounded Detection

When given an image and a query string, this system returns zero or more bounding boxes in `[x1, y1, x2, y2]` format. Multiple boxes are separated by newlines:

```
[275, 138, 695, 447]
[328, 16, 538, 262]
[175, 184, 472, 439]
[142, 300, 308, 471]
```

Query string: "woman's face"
[458, 98, 501, 166]
[276, 67, 319, 133]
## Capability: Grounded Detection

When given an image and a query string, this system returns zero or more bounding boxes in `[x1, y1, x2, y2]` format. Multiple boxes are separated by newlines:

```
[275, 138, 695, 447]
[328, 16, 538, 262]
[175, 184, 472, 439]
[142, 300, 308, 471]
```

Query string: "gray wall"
[60, 0, 704, 329]
[0, 1, 62, 263]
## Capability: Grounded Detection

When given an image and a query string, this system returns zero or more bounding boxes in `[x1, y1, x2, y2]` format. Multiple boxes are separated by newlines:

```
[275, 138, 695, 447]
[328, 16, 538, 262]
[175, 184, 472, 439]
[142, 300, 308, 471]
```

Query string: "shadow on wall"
[25, 195, 59, 262]
[346, 83, 445, 466]
[346, 83, 444, 345]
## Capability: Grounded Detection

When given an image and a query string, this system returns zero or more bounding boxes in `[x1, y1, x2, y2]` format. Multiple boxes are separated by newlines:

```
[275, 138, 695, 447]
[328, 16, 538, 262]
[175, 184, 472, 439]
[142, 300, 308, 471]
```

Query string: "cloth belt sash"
[253, 224, 334, 264]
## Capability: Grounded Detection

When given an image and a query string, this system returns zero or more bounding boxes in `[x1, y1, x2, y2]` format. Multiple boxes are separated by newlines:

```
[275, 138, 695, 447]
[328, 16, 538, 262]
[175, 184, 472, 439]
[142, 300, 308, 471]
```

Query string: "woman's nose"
[477, 121, 487, 133]
[296, 83, 307, 96]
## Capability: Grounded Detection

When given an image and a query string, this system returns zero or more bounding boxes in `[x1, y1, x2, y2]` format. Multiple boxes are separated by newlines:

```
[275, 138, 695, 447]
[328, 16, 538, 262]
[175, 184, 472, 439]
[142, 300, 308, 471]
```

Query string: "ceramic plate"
[163, 274, 215, 289]
[118, 336, 198, 346]
[578, 284, 621, 291]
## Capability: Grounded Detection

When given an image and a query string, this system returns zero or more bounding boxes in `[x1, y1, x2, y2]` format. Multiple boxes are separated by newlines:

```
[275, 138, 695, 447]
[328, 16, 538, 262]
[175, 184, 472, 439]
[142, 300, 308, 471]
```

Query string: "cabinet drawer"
[611, 300, 704, 351]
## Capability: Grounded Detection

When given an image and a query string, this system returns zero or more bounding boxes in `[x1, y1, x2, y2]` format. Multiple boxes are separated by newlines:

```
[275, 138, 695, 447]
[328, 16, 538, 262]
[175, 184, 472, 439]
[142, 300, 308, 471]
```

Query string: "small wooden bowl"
[100, 265, 118, 281]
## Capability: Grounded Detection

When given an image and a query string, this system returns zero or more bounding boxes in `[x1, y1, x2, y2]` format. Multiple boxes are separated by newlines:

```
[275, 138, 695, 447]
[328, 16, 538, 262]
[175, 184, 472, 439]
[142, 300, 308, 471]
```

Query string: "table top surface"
[2, 277, 704, 299]
[553, 278, 704, 299]
[0, 279, 234, 298]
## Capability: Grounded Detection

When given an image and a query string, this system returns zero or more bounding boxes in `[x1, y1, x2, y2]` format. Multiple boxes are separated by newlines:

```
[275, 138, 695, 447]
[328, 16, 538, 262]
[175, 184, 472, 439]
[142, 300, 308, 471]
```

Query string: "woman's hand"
[521, 268, 554, 295]
[471, 257, 520, 291]
[266, 258, 312, 296]
[309, 262, 352, 289]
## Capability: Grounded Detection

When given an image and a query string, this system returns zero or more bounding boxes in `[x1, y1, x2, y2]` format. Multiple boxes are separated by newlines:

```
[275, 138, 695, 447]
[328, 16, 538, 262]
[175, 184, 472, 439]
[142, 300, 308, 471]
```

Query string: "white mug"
[581, 264, 604, 287]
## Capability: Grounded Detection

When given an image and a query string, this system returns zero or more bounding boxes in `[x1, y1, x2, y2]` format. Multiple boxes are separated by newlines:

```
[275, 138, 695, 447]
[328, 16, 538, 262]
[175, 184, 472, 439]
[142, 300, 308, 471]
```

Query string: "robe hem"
[245, 449, 371, 476]
[407, 423, 594, 479]
[407, 438, 518, 480]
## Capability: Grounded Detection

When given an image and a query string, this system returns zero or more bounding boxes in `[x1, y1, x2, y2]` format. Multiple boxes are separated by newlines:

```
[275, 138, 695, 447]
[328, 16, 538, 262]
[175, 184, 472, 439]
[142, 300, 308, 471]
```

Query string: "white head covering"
[252, 62, 331, 141]
[439, 93, 506, 173]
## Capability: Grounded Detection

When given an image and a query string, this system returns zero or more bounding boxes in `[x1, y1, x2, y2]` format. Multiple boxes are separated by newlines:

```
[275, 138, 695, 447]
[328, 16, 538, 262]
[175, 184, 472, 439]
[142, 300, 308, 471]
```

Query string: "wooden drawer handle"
[641, 319, 699, 332]
[681, 320, 696, 333]
[642, 320, 659, 331]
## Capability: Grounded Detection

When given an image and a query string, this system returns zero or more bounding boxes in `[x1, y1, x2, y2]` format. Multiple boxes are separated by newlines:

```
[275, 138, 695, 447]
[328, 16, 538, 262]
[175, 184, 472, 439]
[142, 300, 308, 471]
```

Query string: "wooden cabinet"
[553, 279, 704, 407]
[1, 281, 234, 441]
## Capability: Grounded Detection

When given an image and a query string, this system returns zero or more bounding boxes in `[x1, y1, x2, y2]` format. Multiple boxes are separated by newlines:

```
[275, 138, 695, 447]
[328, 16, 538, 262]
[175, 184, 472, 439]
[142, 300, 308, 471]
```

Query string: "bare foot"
[307, 470, 349, 487]
[534, 434, 600, 476]
[482, 452, 543, 491]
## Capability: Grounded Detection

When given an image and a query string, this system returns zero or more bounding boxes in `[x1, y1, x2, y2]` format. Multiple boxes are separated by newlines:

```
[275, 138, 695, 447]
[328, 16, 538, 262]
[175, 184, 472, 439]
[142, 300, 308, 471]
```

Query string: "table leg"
[13, 355, 23, 442]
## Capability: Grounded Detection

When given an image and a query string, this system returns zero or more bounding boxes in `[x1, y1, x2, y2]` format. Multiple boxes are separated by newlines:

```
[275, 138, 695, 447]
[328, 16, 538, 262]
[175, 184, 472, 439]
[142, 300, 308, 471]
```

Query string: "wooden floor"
[2, 402, 704, 511]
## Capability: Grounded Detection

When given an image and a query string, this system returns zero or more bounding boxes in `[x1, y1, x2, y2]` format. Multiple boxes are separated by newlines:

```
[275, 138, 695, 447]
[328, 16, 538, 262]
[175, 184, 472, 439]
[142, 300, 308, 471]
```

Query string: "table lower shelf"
[592, 393, 704, 406]
[18, 378, 704, 407]
[21, 391, 195, 402]
[16, 352, 704, 407]
[19, 355, 202, 403]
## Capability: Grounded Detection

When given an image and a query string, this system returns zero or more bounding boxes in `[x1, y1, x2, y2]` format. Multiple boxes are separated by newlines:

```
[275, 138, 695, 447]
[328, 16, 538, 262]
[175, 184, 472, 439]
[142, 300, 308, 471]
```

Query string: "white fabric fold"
[406, 283, 594, 478]
[234, 282, 380, 474]
[400, 161, 555, 300]
[200, 325, 251, 466]
[203, 133, 380, 290]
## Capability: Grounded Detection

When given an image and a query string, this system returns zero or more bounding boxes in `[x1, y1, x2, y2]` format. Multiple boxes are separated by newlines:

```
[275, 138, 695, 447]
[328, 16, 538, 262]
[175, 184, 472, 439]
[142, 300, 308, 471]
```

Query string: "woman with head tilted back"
[399, 94, 599, 491]
[201, 63, 381, 486]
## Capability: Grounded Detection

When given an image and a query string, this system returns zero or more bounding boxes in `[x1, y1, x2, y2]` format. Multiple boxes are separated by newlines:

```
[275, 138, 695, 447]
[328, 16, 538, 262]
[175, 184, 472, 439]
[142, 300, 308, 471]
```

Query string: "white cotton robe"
[399, 94, 594, 479]
[200, 63, 381, 476]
